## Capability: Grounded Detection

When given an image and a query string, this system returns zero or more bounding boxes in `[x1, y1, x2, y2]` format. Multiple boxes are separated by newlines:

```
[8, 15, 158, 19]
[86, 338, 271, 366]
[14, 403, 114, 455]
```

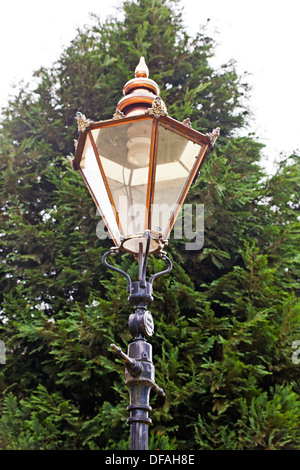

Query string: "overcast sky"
[1, 0, 299, 173]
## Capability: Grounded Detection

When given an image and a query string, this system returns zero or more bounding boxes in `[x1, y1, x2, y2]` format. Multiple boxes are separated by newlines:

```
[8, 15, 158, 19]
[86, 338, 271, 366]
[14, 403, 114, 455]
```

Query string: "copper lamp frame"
[72, 113, 212, 254]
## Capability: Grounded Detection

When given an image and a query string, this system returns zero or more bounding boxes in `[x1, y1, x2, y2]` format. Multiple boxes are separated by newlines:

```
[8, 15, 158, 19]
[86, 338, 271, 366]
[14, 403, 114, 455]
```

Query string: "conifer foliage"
[0, 0, 299, 450]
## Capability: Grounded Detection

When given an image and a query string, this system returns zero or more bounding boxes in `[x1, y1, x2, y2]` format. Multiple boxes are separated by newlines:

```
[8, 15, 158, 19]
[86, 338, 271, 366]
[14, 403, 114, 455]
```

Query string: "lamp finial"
[135, 57, 149, 78]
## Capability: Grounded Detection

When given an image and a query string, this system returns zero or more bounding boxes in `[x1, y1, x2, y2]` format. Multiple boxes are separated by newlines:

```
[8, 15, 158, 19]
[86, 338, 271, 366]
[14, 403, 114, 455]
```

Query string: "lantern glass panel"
[79, 134, 121, 245]
[91, 119, 153, 237]
[151, 123, 203, 236]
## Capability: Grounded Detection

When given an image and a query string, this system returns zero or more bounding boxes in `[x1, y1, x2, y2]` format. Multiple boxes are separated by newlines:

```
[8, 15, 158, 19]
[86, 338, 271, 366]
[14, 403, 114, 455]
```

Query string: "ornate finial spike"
[206, 127, 220, 147]
[75, 111, 93, 133]
[135, 56, 149, 78]
[182, 118, 192, 128]
[146, 96, 168, 118]
[113, 109, 126, 120]
[66, 155, 74, 169]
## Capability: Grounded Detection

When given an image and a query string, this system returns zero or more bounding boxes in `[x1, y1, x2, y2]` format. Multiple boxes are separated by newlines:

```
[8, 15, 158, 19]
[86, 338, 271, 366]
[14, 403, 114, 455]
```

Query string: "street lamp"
[69, 57, 219, 450]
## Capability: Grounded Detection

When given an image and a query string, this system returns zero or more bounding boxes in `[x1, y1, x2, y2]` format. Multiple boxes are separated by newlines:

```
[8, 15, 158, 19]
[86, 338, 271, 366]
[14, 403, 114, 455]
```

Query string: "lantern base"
[119, 231, 167, 256]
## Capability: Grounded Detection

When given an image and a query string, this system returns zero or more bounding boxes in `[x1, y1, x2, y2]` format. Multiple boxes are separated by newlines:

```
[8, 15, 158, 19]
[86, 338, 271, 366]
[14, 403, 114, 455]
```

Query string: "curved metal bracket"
[149, 252, 173, 285]
[102, 250, 132, 293]
[102, 236, 172, 291]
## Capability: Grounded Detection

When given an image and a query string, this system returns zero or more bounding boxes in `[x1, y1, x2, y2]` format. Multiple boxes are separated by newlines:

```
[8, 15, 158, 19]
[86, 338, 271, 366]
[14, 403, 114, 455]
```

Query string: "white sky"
[1, 0, 299, 173]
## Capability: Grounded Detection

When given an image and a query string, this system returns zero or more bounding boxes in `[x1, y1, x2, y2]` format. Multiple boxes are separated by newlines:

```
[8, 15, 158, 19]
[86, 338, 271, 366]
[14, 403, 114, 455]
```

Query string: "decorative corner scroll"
[66, 155, 74, 169]
[145, 97, 168, 118]
[206, 127, 220, 147]
[75, 112, 94, 133]
[182, 118, 192, 128]
[113, 109, 126, 120]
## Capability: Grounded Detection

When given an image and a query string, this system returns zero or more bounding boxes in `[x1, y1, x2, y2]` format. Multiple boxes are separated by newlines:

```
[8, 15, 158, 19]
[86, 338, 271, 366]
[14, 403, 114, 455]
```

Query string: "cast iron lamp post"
[69, 57, 219, 450]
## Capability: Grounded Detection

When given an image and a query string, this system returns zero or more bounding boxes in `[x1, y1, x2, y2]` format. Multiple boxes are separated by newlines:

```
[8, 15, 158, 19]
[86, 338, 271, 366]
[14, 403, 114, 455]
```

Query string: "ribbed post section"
[129, 422, 150, 450]
[126, 340, 154, 450]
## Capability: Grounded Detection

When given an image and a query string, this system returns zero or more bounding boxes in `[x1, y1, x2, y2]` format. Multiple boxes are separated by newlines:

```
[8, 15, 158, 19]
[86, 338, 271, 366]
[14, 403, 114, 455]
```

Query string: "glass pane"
[79, 135, 121, 245]
[91, 119, 152, 237]
[151, 124, 203, 236]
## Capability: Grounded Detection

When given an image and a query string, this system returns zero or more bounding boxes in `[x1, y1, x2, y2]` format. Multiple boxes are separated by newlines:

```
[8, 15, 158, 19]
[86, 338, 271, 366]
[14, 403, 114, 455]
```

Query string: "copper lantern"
[70, 57, 219, 256]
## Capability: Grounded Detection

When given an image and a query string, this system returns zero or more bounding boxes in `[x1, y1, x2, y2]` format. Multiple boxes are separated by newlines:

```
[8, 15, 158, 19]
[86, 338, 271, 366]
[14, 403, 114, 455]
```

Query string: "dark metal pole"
[103, 235, 172, 450]
[111, 290, 165, 449]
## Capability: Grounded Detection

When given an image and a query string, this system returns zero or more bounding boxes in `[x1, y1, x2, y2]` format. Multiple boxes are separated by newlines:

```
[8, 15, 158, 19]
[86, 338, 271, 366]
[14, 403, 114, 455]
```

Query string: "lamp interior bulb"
[127, 122, 151, 167]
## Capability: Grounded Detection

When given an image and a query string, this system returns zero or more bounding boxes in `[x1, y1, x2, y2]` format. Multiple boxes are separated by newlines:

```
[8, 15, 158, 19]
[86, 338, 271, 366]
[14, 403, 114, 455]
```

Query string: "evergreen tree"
[0, 0, 299, 450]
